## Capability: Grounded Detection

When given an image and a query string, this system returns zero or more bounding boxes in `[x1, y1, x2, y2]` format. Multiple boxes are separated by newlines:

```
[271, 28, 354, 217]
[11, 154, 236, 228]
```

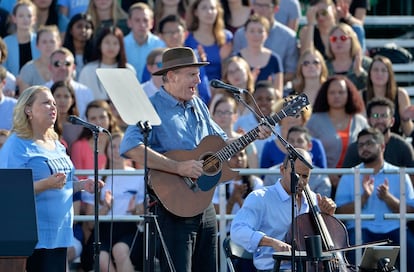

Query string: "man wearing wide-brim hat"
[120, 47, 271, 272]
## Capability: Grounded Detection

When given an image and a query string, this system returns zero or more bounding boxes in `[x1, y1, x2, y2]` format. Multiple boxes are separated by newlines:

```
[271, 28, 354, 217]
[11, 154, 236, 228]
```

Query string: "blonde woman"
[216, 55, 256, 116]
[325, 23, 371, 90]
[86, 0, 129, 35]
[292, 48, 328, 106]
[0, 86, 99, 271]
[299, 0, 366, 57]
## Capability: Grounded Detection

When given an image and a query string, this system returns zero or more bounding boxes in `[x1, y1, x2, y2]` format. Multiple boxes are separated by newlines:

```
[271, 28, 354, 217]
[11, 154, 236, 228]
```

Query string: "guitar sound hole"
[201, 153, 221, 176]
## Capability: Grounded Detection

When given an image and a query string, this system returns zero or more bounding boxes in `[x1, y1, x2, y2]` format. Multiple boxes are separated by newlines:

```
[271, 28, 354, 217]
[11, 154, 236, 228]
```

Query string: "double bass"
[286, 184, 353, 272]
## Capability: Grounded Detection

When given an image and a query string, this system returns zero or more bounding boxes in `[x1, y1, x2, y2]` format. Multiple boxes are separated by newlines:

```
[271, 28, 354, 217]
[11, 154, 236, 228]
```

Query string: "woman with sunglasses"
[325, 23, 371, 91]
[291, 48, 328, 106]
[18, 25, 61, 91]
[299, 0, 366, 59]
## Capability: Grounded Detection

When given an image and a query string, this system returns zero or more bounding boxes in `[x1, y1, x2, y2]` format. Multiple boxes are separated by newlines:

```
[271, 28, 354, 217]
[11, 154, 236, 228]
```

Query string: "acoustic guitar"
[149, 94, 310, 217]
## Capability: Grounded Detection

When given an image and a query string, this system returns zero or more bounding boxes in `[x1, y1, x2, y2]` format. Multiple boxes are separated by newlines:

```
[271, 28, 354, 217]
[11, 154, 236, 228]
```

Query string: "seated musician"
[230, 148, 337, 272]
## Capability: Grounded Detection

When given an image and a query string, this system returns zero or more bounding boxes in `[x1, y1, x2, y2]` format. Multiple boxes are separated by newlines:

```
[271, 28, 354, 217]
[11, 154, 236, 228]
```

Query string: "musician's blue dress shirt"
[230, 180, 317, 270]
[120, 86, 226, 156]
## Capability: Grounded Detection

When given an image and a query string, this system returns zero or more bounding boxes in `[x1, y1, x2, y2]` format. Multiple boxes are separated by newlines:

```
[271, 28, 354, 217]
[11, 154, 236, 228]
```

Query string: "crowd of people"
[0, 0, 414, 271]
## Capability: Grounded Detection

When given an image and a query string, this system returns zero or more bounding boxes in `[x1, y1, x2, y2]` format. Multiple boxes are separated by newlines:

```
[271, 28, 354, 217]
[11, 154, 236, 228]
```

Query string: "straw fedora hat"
[152, 47, 209, 76]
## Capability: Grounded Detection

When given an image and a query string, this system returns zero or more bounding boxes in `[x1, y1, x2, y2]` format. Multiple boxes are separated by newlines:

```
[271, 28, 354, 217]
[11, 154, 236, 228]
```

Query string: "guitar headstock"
[282, 93, 310, 118]
[265, 93, 310, 126]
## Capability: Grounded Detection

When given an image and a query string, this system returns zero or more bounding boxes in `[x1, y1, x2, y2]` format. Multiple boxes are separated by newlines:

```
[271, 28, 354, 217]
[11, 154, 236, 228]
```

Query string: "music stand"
[96, 68, 167, 272]
[359, 246, 400, 271]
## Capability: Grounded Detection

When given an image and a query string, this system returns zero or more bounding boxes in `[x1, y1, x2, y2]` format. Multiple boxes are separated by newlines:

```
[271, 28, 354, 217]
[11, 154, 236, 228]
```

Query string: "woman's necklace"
[332, 115, 349, 130]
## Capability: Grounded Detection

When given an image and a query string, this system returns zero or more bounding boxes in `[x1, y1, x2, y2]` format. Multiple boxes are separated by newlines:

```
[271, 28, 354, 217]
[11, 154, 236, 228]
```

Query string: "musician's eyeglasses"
[329, 35, 349, 43]
[302, 60, 321, 67]
[370, 113, 390, 119]
[53, 60, 72, 67]
[357, 139, 377, 149]
[214, 110, 234, 117]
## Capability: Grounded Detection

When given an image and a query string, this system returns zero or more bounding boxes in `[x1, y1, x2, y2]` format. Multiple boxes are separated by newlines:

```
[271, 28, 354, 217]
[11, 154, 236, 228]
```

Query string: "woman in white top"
[78, 26, 136, 100]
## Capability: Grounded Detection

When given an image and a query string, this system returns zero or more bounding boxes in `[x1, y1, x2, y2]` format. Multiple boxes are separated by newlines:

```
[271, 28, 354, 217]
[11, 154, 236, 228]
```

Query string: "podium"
[0, 169, 38, 271]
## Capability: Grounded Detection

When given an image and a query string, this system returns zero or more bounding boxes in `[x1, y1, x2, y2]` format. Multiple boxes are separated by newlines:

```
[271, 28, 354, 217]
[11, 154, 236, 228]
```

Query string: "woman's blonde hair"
[12, 86, 58, 140]
[11, 0, 36, 33]
[221, 56, 254, 92]
[221, 56, 254, 106]
[244, 14, 270, 34]
[36, 24, 61, 45]
[87, 0, 127, 28]
[293, 48, 328, 93]
[326, 23, 361, 59]
[12, 0, 36, 17]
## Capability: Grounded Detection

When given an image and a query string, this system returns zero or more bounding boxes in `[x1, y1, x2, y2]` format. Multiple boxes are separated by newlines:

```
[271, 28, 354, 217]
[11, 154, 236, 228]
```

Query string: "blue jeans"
[155, 202, 218, 272]
[347, 227, 414, 270]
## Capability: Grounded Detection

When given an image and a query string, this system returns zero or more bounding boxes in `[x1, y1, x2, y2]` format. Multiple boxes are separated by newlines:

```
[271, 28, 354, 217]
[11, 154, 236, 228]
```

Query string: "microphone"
[210, 79, 247, 94]
[67, 115, 108, 133]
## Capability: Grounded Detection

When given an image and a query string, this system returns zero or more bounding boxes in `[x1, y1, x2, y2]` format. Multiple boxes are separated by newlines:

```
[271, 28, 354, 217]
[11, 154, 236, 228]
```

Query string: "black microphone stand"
[137, 121, 175, 272]
[137, 120, 157, 272]
[92, 130, 100, 272]
[279, 136, 313, 272]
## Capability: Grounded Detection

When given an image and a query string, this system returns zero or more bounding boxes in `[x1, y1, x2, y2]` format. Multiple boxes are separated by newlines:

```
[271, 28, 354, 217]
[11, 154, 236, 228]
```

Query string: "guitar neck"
[215, 111, 287, 163]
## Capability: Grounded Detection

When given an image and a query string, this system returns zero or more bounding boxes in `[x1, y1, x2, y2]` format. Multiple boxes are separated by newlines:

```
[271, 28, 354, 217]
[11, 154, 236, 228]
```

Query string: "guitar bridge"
[184, 177, 199, 192]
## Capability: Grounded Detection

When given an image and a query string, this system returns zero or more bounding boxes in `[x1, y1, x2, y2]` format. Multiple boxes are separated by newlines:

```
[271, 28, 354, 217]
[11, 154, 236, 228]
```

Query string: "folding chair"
[223, 236, 254, 272]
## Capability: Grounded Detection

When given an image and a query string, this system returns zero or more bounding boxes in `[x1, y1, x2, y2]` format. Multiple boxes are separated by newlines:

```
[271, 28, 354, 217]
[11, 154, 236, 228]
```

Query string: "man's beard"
[360, 152, 379, 164]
